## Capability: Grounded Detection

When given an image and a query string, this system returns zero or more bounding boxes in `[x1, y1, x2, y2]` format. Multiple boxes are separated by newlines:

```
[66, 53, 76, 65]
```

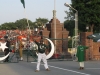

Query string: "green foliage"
[15, 18, 34, 30]
[0, 18, 48, 30]
[64, 20, 75, 36]
[65, 0, 100, 32]
[64, 9, 75, 20]
[72, 0, 100, 32]
[68, 39, 72, 48]
[35, 17, 49, 28]
[0, 22, 16, 30]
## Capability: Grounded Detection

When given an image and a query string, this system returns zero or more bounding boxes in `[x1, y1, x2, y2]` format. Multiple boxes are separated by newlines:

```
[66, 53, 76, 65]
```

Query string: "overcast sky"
[0, 0, 71, 25]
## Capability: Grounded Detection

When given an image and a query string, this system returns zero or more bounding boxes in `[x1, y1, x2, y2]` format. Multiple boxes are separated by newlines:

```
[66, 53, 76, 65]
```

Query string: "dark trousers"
[4, 49, 9, 62]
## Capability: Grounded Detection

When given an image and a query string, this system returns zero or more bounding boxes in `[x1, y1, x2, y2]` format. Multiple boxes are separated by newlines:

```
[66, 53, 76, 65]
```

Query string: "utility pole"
[53, 0, 57, 54]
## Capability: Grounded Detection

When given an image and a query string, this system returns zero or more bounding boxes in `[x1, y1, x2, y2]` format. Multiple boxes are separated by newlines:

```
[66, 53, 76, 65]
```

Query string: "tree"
[64, 8, 75, 20]
[35, 17, 49, 28]
[0, 22, 16, 30]
[64, 20, 75, 36]
[15, 18, 34, 30]
[0, 18, 49, 30]
[71, 0, 100, 32]
[64, 8, 75, 36]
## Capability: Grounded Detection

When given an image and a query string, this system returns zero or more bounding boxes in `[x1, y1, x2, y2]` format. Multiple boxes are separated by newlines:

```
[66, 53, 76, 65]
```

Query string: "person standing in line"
[4, 36, 11, 62]
[34, 39, 50, 72]
[76, 42, 89, 70]
[19, 39, 24, 61]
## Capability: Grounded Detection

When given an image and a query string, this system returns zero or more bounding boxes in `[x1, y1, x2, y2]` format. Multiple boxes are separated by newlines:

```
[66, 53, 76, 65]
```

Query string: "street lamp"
[64, 2, 78, 48]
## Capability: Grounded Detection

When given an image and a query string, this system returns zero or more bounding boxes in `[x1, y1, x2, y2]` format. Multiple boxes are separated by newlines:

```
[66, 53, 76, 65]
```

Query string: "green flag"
[20, 0, 25, 8]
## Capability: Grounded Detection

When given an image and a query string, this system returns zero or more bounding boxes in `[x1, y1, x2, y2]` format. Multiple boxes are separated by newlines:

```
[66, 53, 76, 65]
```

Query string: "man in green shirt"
[76, 42, 88, 70]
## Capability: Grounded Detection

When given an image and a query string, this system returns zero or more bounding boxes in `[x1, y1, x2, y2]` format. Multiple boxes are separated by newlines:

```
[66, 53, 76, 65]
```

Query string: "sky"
[0, 0, 71, 25]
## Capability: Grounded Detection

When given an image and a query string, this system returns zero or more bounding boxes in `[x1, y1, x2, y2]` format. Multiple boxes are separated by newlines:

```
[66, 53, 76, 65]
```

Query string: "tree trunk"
[90, 24, 94, 32]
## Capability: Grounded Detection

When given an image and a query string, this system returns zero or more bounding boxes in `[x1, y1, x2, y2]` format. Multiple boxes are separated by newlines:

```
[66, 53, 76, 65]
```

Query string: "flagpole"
[20, 0, 31, 33]
[24, 8, 31, 33]
[54, 0, 56, 54]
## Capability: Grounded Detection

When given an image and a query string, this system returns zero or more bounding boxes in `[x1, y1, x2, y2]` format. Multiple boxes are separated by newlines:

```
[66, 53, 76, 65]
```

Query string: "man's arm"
[33, 39, 39, 45]
[84, 46, 89, 49]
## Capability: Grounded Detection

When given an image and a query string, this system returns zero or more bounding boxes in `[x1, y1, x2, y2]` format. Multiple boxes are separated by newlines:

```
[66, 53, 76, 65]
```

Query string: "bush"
[68, 39, 72, 48]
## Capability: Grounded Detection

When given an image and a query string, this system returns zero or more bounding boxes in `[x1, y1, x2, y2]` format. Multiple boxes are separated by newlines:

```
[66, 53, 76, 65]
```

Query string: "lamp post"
[64, 2, 78, 48]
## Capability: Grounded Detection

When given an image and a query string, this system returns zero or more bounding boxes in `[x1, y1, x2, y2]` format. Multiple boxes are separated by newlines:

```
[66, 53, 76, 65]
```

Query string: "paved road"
[0, 60, 100, 75]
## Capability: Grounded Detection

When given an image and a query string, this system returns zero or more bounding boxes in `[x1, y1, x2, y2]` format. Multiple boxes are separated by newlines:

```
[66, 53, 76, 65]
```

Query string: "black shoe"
[79, 67, 82, 70]
[4, 60, 8, 62]
[81, 67, 84, 70]
[35, 70, 39, 72]
[46, 68, 50, 71]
